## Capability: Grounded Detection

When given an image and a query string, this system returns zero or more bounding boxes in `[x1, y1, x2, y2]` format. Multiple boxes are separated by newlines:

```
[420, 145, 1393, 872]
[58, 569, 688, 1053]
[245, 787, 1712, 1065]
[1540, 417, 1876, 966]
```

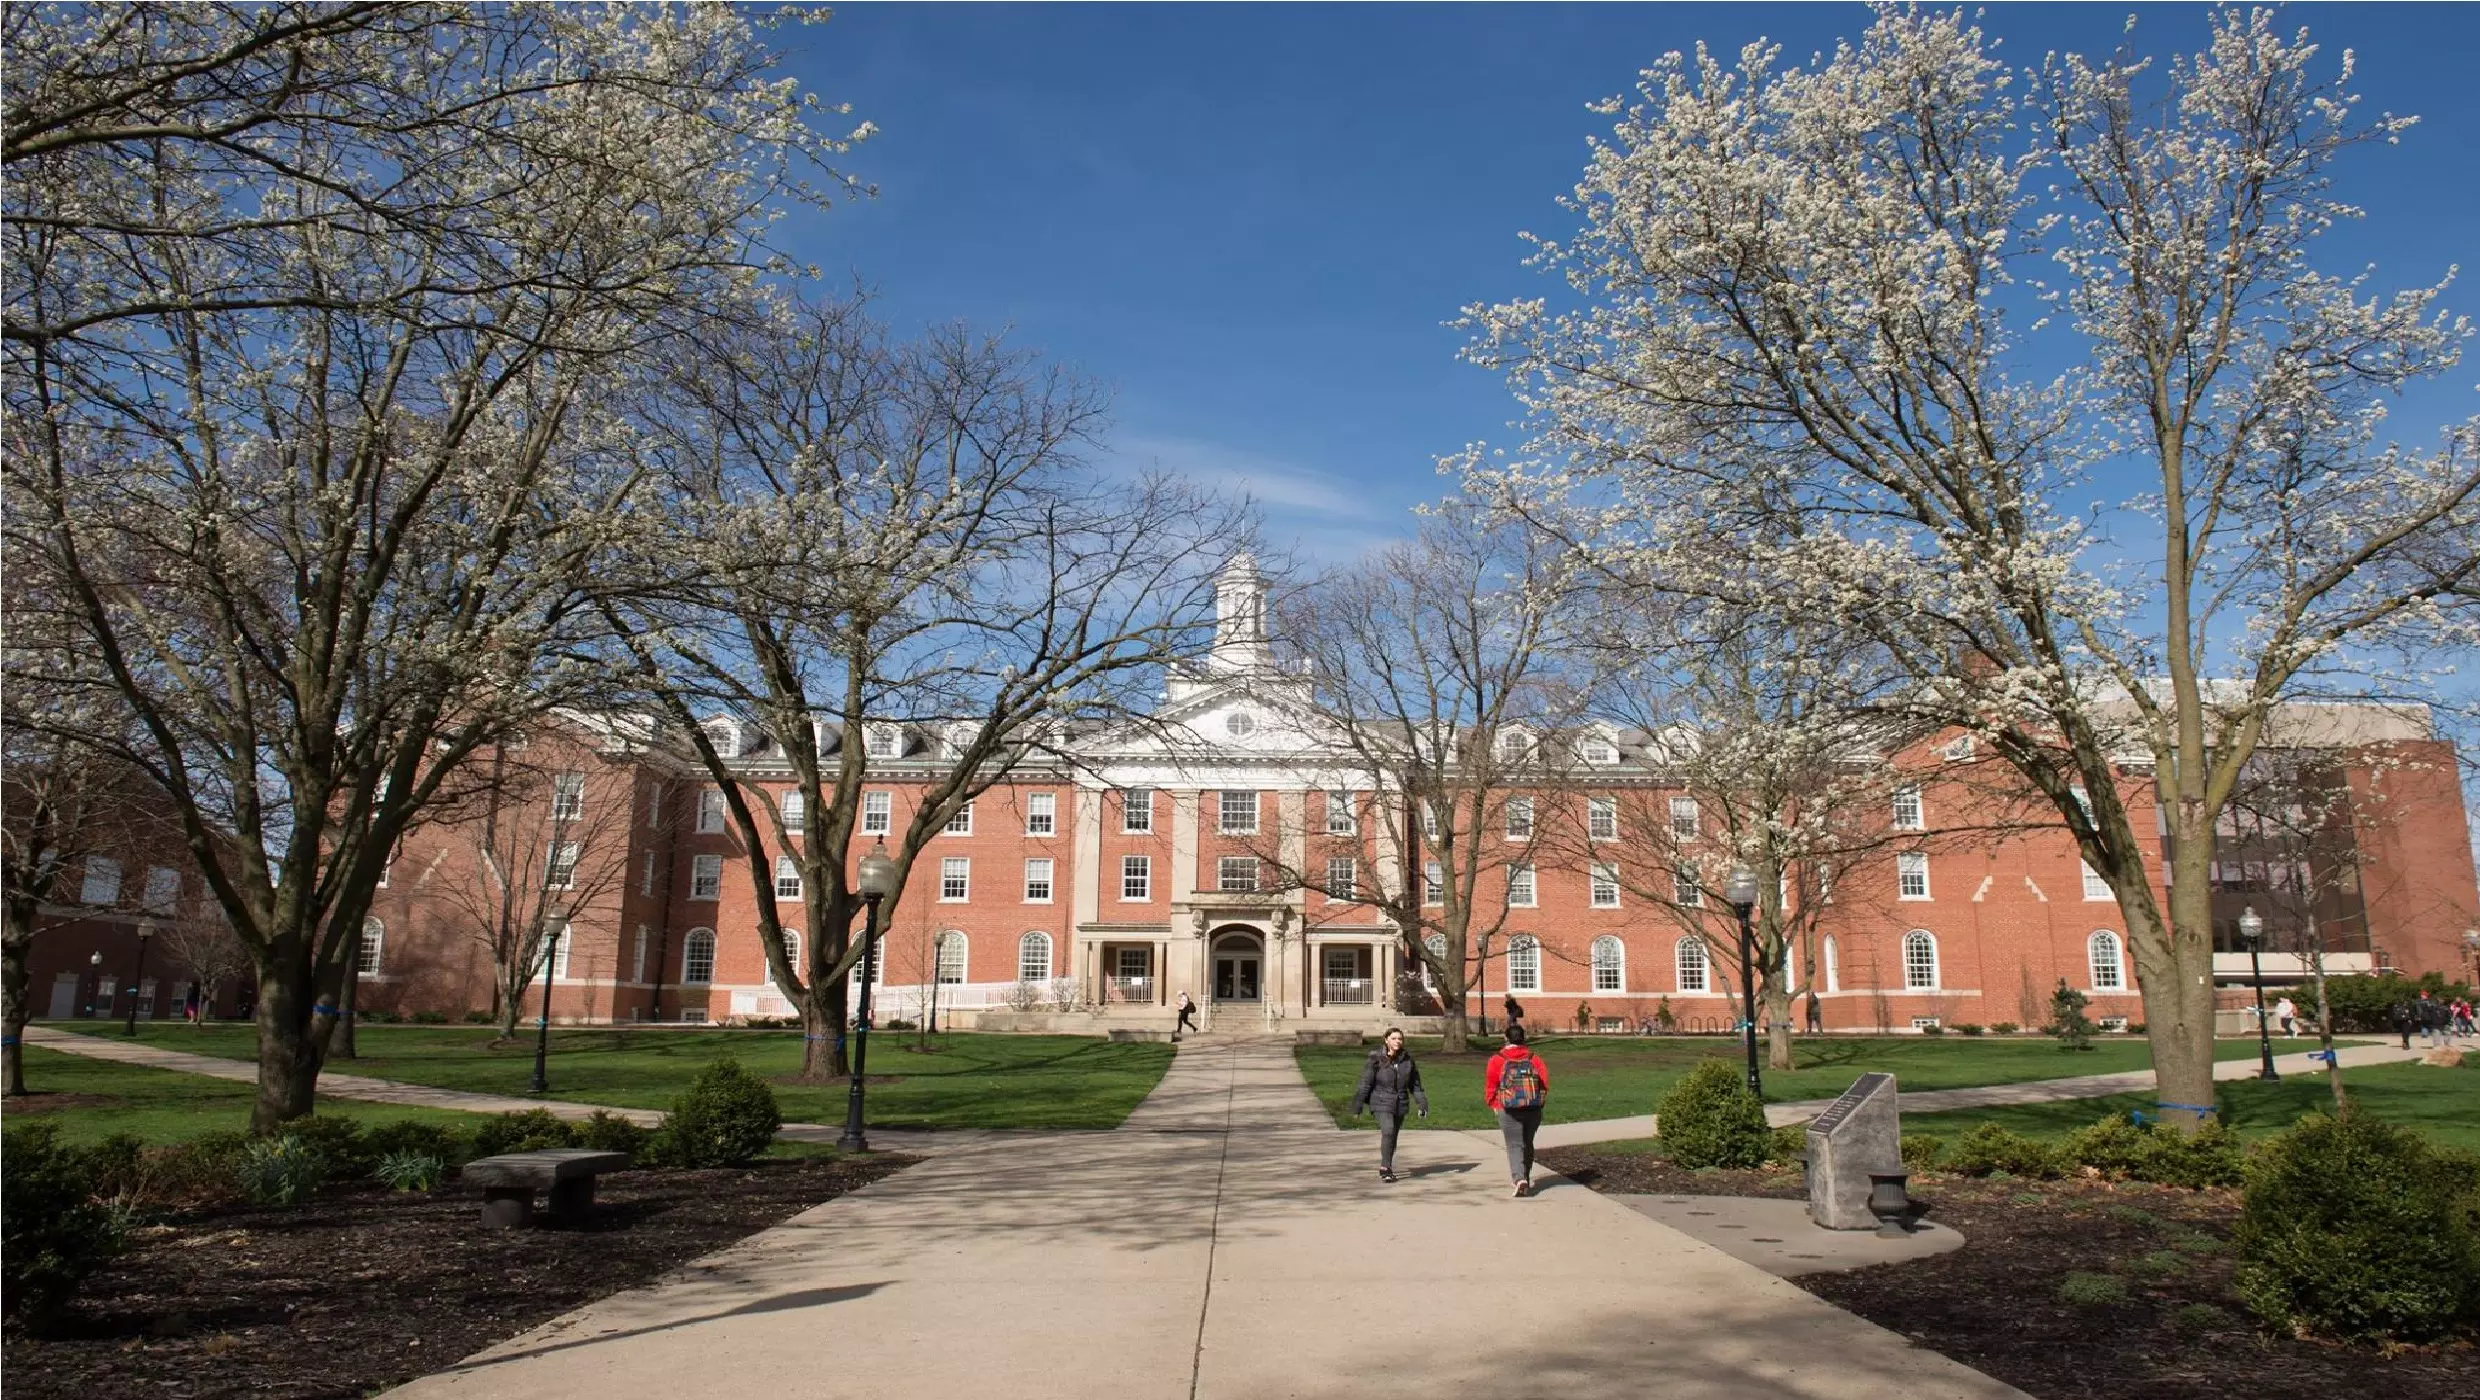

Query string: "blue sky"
[774, 3, 2480, 563]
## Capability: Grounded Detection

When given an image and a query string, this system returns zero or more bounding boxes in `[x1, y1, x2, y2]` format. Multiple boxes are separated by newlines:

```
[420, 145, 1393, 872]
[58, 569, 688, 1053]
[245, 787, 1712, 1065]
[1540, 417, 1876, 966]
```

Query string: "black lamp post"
[2239, 906, 2279, 1082]
[86, 951, 102, 1017]
[123, 924, 153, 1036]
[529, 920, 563, 1094]
[1726, 865, 1763, 1099]
[837, 842, 897, 1152]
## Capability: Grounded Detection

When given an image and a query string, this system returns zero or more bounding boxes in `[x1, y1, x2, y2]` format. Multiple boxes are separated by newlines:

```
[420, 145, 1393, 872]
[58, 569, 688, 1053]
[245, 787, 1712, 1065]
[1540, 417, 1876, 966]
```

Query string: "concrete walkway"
[1533, 1038, 2434, 1150]
[381, 1037, 2026, 1400]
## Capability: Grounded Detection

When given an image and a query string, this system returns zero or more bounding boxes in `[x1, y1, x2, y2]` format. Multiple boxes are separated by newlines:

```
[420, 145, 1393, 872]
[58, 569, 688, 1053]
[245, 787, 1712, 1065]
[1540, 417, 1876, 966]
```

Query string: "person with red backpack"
[1484, 1024, 1551, 1196]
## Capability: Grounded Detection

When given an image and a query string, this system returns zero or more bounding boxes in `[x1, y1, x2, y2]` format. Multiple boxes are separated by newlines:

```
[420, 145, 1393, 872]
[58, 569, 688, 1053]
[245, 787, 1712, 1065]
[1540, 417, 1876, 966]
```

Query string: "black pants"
[1176, 1006, 1197, 1034]
[1374, 1108, 1404, 1172]
[1495, 1105, 1543, 1182]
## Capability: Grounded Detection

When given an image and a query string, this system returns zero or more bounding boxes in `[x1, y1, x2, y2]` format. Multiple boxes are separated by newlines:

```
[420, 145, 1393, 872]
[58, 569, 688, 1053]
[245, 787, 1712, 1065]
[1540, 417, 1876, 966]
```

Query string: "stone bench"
[463, 1148, 630, 1228]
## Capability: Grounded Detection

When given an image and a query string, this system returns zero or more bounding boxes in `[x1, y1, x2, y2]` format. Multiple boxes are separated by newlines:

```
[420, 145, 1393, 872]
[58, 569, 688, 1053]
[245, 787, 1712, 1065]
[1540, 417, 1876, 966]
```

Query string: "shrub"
[234, 1135, 330, 1206]
[2173, 1302, 2232, 1332]
[470, 1109, 578, 1157]
[1917, 1022, 1945, 1036]
[2062, 1116, 2154, 1178]
[281, 1115, 373, 1177]
[2138, 1122, 2246, 1190]
[658, 1055, 781, 1167]
[1766, 1124, 1808, 1167]
[576, 1110, 652, 1158]
[139, 1131, 253, 1204]
[1655, 1060, 1770, 1170]
[2057, 1271, 2127, 1306]
[1939, 1123, 2064, 1179]
[2050, 980, 2095, 1051]
[410, 1009, 450, 1025]
[78, 1132, 147, 1198]
[461, 1008, 495, 1024]
[375, 1151, 447, 1192]
[360, 1119, 471, 1166]
[2, 1124, 125, 1322]
[1991, 1021, 2020, 1035]
[2235, 1110, 2480, 1342]
[1900, 1133, 1946, 1170]
[2319, 972, 2475, 1034]
[359, 1009, 401, 1024]
[1953, 1022, 1985, 1036]
[881, 1018, 917, 1032]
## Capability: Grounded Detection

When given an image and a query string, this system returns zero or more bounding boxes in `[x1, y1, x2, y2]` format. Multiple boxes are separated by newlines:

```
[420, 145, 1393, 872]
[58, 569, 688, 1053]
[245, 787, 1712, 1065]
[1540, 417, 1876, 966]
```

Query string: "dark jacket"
[2417, 998, 2450, 1029]
[1350, 1049, 1429, 1117]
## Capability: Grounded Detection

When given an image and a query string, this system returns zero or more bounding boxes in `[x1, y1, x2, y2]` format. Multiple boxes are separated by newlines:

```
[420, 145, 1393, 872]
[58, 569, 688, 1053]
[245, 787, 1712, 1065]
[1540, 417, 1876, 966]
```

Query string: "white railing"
[1322, 977, 1375, 1006]
[1106, 975, 1155, 1004]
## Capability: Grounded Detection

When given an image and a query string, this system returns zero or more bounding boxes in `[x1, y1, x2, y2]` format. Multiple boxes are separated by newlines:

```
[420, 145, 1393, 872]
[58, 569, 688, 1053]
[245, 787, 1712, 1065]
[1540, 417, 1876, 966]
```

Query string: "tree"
[4, 3, 863, 1129]
[1461, 8, 2478, 1127]
[1254, 507, 1585, 1053]
[152, 908, 252, 1025]
[609, 295, 1249, 1080]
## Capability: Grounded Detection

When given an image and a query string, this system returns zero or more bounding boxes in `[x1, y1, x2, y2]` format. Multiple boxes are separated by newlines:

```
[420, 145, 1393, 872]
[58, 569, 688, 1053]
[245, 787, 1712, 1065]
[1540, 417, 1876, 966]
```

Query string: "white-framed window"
[1219, 789, 1258, 835]
[1910, 1016, 1943, 1032]
[633, 925, 650, 983]
[377, 855, 390, 889]
[1423, 861, 1443, 905]
[1669, 796, 1700, 841]
[1025, 792, 1056, 836]
[1590, 862, 1621, 909]
[1672, 865, 1703, 907]
[1326, 856, 1357, 901]
[547, 842, 581, 890]
[80, 856, 122, 906]
[1504, 797, 1534, 840]
[1892, 786, 1924, 831]
[690, 853, 722, 900]
[865, 724, 900, 759]
[1902, 929, 1939, 990]
[1676, 937, 1710, 993]
[1580, 735, 1619, 765]
[944, 801, 973, 836]
[552, 772, 586, 821]
[697, 788, 726, 834]
[1422, 802, 1441, 839]
[1018, 930, 1053, 983]
[1496, 729, 1533, 765]
[940, 857, 970, 902]
[142, 865, 181, 914]
[774, 855, 802, 899]
[678, 1008, 709, 1024]
[549, 918, 574, 979]
[1121, 788, 1154, 833]
[1325, 790, 1357, 835]
[1897, 852, 1930, 900]
[1121, 854, 1151, 901]
[779, 928, 802, 975]
[681, 928, 716, 984]
[1420, 932, 1446, 990]
[641, 850, 657, 896]
[780, 789, 805, 832]
[1589, 796, 1619, 842]
[357, 918, 385, 975]
[1024, 858, 1054, 903]
[1941, 734, 1976, 762]
[1507, 935, 1541, 993]
[936, 931, 969, 984]
[1823, 935, 1840, 993]
[1218, 856, 1259, 893]
[2088, 930, 2126, 991]
[647, 781, 666, 830]
[861, 790, 892, 835]
[1506, 864, 1536, 908]
[1592, 935, 1625, 993]
[2081, 861, 2112, 901]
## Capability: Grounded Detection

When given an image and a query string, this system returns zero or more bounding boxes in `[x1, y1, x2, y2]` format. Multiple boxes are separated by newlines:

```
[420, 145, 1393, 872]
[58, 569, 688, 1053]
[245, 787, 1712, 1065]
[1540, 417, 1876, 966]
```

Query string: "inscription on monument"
[1805, 1072, 1901, 1230]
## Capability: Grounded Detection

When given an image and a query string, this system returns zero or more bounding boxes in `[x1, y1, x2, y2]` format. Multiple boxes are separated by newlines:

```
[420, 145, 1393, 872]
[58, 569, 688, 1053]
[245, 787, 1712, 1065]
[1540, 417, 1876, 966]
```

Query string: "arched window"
[1420, 932, 1446, 990]
[780, 929, 802, 973]
[1591, 935, 1625, 993]
[357, 918, 385, 976]
[1823, 936, 1840, 993]
[1018, 931, 1053, 983]
[775, 855, 802, 898]
[2088, 930, 2125, 991]
[681, 928, 716, 984]
[1506, 935, 1541, 993]
[780, 789, 805, 831]
[1902, 930, 1939, 990]
[936, 931, 969, 984]
[1675, 937, 1709, 993]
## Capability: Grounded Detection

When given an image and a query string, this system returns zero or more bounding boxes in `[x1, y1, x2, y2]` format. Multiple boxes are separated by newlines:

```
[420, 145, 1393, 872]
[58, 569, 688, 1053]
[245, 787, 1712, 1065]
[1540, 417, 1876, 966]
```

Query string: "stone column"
[1170, 790, 1200, 903]
[1071, 784, 1102, 929]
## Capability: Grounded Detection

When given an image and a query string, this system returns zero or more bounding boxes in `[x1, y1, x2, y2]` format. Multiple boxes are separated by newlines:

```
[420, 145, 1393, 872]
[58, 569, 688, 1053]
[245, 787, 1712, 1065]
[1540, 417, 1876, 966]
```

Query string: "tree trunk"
[335, 928, 361, 1059]
[797, 975, 855, 1080]
[1764, 980, 1795, 1072]
[1440, 995, 1469, 1054]
[2, 925, 31, 1097]
[251, 963, 328, 1132]
[2304, 917, 2346, 1108]
[2136, 866, 2220, 1132]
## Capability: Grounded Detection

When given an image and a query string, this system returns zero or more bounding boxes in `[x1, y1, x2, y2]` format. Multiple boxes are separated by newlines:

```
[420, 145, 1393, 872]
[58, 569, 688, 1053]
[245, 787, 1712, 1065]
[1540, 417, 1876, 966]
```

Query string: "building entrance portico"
[1210, 929, 1262, 1004]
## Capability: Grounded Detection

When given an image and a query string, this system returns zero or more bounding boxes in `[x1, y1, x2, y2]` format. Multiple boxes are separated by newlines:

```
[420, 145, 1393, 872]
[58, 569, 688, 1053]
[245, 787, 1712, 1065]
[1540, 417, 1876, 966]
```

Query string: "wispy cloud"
[1103, 434, 1411, 564]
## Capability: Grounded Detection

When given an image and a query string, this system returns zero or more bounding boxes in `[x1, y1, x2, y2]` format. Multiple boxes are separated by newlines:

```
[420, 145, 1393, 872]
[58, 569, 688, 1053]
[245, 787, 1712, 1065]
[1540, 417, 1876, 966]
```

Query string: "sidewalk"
[381, 1037, 2026, 1400]
[1534, 1039, 2432, 1150]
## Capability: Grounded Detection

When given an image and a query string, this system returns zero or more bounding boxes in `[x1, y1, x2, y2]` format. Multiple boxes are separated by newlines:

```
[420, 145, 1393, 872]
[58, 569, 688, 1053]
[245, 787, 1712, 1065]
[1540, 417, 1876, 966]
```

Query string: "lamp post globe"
[1724, 865, 1763, 1098]
[839, 842, 898, 1153]
[2238, 906, 2278, 1082]
[87, 950, 102, 1018]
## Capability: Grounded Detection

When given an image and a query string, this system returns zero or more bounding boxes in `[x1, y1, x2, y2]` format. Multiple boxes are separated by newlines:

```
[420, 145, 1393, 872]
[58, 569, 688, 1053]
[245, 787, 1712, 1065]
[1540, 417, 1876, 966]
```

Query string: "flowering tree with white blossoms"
[3, 3, 866, 1128]
[1462, 6, 2479, 1125]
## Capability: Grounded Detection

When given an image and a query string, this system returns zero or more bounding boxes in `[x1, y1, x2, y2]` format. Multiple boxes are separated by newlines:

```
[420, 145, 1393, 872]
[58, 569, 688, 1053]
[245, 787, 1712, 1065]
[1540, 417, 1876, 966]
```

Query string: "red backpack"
[1498, 1053, 1545, 1110]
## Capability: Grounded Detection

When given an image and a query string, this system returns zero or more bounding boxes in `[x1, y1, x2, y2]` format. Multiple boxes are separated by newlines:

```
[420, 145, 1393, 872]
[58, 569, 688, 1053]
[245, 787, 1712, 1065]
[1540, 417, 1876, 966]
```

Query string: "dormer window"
[1579, 735, 1618, 765]
[865, 725, 900, 760]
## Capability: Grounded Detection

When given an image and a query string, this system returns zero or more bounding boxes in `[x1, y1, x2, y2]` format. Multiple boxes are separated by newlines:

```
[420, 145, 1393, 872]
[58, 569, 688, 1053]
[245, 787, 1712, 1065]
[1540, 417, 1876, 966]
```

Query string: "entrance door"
[48, 973, 77, 1019]
[1211, 933, 1262, 1002]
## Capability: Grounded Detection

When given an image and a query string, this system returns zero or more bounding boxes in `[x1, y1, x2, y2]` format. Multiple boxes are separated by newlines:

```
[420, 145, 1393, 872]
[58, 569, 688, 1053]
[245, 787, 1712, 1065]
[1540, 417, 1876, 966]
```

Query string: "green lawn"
[2, 1045, 488, 1145]
[1297, 1034, 2342, 1130]
[1900, 1061, 2480, 1153]
[35, 1023, 1176, 1131]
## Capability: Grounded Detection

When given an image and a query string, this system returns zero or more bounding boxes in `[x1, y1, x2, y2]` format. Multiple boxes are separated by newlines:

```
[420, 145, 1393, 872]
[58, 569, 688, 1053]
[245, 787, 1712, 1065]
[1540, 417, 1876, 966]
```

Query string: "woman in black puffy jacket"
[1349, 1027, 1429, 1182]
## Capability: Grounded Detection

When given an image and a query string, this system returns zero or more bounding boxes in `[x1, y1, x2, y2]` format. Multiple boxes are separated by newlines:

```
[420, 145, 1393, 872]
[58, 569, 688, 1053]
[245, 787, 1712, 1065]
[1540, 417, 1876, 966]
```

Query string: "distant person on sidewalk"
[2451, 997, 2474, 1038]
[2273, 996, 2297, 1038]
[1174, 991, 1198, 1041]
[1348, 1027, 1428, 1182]
[2416, 990, 2449, 1048]
[2388, 997, 2417, 1050]
[1502, 996, 1525, 1035]
[1485, 1024, 1550, 1197]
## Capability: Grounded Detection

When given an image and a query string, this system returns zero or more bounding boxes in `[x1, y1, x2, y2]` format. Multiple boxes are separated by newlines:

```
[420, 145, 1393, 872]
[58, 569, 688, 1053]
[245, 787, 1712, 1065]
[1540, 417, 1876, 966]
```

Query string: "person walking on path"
[2417, 990, 2449, 1048]
[1485, 1024, 1550, 1197]
[2450, 996, 2475, 1038]
[1174, 991, 1198, 1041]
[2273, 996, 2298, 1038]
[1348, 1027, 1429, 1182]
[2389, 996, 2417, 1050]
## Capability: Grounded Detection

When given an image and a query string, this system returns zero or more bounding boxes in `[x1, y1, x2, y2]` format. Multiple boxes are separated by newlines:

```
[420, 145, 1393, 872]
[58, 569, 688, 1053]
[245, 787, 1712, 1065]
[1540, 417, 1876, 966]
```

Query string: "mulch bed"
[2, 1154, 916, 1400]
[1543, 1149, 2478, 1399]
